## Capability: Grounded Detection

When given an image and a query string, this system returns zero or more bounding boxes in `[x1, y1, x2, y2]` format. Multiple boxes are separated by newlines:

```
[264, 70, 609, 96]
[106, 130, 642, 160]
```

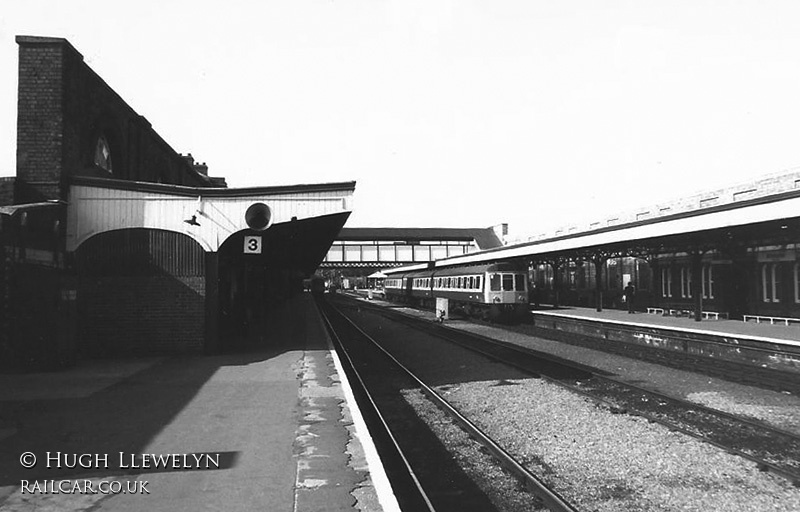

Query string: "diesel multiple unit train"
[383, 262, 529, 321]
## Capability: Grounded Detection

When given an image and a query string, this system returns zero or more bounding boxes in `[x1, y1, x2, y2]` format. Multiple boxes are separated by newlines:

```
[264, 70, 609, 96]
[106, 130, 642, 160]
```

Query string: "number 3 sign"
[244, 236, 262, 254]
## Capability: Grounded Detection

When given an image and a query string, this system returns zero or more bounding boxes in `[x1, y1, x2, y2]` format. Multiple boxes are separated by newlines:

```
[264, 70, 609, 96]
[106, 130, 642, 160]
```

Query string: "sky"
[2, 1, 800, 239]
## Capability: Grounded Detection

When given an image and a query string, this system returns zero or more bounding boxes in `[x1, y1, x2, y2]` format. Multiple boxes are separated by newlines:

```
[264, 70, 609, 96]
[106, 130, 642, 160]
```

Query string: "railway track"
[317, 298, 578, 512]
[333, 294, 800, 487]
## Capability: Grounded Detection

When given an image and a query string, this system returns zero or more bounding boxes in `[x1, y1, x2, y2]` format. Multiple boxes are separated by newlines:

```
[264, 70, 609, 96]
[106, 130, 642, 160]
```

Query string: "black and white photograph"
[1, 1, 800, 511]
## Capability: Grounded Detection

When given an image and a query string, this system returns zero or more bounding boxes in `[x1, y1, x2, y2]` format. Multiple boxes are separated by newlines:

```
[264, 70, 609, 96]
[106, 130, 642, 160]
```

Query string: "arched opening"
[75, 228, 207, 355]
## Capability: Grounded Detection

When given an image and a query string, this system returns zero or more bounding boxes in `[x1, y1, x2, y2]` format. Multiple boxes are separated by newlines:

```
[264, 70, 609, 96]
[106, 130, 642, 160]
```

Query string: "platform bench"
[647, 308, 665, 315]
[701, 311, 728, 320]
[743, 315, 800, 326]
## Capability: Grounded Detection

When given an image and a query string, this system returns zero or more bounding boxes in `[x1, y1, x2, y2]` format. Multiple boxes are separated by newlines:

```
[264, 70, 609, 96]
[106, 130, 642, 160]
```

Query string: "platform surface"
[533, 306, 800, 345]
[0, 293, 397, 512]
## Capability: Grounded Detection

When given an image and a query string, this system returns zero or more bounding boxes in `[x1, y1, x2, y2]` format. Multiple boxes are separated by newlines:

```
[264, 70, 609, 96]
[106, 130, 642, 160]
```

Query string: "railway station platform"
[531, 306, 800, 376]
[0, 293, 398, 512]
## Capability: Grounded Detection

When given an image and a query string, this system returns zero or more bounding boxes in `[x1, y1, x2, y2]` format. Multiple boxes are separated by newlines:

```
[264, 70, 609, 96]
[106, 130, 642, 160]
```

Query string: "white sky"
[2, 1, 800, 238]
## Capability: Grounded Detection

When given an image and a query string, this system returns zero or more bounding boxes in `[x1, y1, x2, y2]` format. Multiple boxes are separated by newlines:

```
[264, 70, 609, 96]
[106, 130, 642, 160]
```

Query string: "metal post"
[691, 251, 703, 322]
[594, 256, 605, 312]
[552, 260, 561, 308]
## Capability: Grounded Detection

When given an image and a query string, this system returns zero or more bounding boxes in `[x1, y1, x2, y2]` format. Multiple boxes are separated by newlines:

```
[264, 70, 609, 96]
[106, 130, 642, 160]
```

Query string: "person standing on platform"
[623, 282, 636, 314]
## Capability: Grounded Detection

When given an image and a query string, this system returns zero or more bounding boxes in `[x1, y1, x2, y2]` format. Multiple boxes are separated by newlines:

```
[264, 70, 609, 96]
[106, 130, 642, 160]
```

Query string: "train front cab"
[482, 264, 528, 322]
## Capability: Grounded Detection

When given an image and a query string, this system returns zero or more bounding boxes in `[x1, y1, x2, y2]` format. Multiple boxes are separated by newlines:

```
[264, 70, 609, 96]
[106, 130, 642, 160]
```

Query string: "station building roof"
[388, 170, 800, 273]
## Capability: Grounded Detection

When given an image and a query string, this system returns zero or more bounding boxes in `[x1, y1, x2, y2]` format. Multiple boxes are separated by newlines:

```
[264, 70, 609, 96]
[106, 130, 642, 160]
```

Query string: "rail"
[326, 300, 581, 512]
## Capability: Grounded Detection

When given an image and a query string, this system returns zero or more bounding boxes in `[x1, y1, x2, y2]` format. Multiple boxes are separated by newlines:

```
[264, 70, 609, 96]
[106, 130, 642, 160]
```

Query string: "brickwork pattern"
[78, 275, 206, 355]
[15, 41, 65, 202]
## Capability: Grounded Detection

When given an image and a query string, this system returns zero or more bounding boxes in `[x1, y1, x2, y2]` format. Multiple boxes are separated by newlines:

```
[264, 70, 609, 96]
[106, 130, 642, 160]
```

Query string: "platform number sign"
[244, 235, 262, 254]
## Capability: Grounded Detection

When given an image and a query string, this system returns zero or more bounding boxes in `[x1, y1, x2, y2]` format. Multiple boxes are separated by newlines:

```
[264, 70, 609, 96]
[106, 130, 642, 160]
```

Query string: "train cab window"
[502, 274, 514, 291]
[515, 274, 526, 291]
[490, 274, 501, 291]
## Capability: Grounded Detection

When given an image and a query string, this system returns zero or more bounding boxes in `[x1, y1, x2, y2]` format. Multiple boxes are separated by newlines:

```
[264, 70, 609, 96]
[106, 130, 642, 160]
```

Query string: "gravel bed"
[686, 390, 800, 433]
[341, 298, 800, 510]
[400, 388, 548, 512]
[448, 318, 800, 435]
[442, 377, 800, 512]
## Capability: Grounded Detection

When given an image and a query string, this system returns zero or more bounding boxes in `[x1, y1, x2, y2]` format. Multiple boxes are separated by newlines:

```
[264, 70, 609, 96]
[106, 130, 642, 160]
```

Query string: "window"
[379, 246, 395, 261]
[344, 245, 361, 262]
[515, 274, 526, 292]
[396, 245, 413, 262]
[680, 267, 692, 298]
[661, 268, 672, 298]
[413, 245, 431, 261]
[431, 246, 448, 259]
[762, 263, 780, 303]
[362, 245, 378, 261]
[476, 276, 482, 290]
[326, 245, 343, 262]
[702, 265, 714, 299]
[490, 274, 501, 291]
[502, 274, 514, 291]
[94, 135, 113, 173]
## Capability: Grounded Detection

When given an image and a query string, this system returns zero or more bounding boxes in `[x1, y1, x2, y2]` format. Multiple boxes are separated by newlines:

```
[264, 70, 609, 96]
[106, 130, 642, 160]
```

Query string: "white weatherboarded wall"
[67, 183, 354, 252]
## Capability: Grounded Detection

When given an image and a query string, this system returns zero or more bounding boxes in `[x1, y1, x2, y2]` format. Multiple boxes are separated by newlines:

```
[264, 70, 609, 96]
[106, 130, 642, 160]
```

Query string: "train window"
[467, 276, 473, 289]
[502, 274, 514, 291]
[490, 274, 501, 291]
[476, 276, 482, 290]
[459, 277, 464, 288]
[515, 274, 526, 291]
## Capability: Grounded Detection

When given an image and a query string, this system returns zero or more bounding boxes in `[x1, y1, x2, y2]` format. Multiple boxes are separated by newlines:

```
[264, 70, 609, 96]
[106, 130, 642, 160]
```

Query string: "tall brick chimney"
[15, 36, 82, 203]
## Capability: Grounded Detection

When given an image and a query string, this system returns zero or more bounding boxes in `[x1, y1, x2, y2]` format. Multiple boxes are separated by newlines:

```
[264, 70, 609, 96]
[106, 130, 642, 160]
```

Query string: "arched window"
[94, 135, 113, 173]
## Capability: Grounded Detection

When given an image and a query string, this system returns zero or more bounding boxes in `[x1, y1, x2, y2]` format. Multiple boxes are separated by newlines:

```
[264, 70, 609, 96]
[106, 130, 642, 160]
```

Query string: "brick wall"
[15, 37, 65, 202]
[75, 228, 208, 355]
[78, 275, 206, 355]
[0, 178, 14, 206]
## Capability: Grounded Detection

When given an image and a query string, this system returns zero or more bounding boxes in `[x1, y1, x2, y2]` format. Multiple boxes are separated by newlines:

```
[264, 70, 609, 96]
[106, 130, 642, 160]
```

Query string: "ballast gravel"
[436, 377, 800, 512]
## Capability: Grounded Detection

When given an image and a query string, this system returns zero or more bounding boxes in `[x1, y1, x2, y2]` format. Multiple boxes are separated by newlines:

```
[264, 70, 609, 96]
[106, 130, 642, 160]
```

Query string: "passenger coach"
[384, 262, 528, 321]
